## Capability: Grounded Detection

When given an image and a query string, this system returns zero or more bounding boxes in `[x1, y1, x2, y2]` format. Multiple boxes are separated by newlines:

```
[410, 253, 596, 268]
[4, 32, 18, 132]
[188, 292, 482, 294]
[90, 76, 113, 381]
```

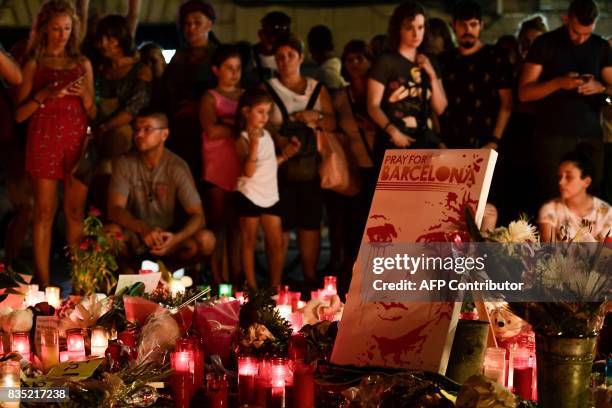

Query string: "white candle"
[90, 327, 108, 357]
[275, 305, 292, 321]
[45, 286, 61, 308]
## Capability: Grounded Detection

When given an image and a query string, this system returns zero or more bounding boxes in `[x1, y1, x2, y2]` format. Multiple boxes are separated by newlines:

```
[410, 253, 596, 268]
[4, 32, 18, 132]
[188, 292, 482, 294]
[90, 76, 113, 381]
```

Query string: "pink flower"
[88, 206, 101, 217]
[79, 240, 90, 250]
[114, 231, 124, 242]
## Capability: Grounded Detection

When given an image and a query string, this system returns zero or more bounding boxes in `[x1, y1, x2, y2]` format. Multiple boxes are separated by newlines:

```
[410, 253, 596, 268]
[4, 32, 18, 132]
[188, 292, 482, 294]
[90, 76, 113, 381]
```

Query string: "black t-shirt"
[438, 44, 513, 147]
[369, 52, 441, 146]
[525, 26, 612, 138]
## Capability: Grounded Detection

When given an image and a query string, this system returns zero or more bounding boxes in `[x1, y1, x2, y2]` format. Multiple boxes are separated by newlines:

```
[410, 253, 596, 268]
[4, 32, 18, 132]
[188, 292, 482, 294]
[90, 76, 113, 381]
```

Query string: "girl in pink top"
[199, 44, 243, 286]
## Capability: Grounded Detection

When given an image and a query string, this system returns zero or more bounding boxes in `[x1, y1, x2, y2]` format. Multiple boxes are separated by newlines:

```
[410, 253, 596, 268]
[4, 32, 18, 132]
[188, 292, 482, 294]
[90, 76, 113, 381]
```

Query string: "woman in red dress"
[16, 0, 96, 287]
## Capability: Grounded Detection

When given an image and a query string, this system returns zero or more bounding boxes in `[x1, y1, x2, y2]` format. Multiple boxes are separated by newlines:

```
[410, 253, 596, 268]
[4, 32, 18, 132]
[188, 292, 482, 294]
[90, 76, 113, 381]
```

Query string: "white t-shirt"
[237, 129, 279, 208]
[538, 196, 612, 242]
[267, 77, 322, 129]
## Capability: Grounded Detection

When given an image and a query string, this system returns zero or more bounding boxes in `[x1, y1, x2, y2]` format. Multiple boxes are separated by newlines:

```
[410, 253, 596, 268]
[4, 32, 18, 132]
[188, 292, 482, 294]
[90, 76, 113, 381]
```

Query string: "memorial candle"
[10, 331, 30, 360]
[512, 347, 533, 400]
[171, 351, 194, 408]
[0, 360, 20, 408]
[234, 291, 245, 304]
[323, 276, 337, 297]
[40, 328, 59, 372]
[237, 356, 257, 405]
[218, 283, 232, 298]
[483, 347, 506, 385]
[275, 305, 292, 322]
[90, 327, 108, 357]
[293, 361, 315, 408]
[66, 328, 86, 360]
[45, 286, 61, 308]
[206, 373, 228, 408]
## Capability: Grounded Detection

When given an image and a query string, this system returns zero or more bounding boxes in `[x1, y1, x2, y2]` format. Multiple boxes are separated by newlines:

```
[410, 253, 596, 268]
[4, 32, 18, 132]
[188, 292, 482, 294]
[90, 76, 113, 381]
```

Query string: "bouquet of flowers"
[465, 208, 610, 337]
[236, 288, 292, 357]
[69, 208, 122, 295]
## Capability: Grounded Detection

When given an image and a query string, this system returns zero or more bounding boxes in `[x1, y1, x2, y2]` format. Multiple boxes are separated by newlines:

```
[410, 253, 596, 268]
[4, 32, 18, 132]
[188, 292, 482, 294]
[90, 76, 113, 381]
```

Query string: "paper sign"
[45, 359, 104, 380]
[331, 149, 497, 373]
[115, 272, 161, 294]
[140, 260, 159, 273]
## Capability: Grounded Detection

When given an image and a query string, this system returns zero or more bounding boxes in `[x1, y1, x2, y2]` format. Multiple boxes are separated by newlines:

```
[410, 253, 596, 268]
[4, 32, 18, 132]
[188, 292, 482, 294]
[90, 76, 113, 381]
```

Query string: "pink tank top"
[201, 89, 240, 191]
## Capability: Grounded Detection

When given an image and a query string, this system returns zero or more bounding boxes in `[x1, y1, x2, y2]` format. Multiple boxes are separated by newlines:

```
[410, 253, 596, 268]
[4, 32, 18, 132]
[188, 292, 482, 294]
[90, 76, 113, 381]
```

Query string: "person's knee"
[64, 203, 85, 223]
[194, 229, 215, 256]
[34, 202, 56, 224]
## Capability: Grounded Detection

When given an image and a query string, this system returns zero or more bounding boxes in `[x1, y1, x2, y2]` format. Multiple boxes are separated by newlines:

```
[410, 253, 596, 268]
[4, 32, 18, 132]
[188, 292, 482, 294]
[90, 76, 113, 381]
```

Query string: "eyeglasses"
[133, 126, 166, 134]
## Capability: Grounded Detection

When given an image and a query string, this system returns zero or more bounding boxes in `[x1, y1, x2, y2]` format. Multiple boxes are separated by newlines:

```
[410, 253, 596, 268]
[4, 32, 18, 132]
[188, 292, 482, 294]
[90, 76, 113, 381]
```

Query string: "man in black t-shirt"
[519, 0, 612, 205]
[439, 0, 513, 149]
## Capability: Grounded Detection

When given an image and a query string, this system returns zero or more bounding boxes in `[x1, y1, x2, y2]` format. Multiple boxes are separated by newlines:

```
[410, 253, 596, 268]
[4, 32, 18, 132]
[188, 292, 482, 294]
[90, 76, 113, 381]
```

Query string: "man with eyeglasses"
[106, 108, 215, 272]
[250, 11, 292, 83]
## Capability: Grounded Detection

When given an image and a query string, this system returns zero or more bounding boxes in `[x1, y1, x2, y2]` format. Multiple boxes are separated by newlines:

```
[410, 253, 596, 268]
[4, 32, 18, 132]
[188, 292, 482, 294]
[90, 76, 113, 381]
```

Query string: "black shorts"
[236, 192, 281, 217]
[279, 179, 322, 231]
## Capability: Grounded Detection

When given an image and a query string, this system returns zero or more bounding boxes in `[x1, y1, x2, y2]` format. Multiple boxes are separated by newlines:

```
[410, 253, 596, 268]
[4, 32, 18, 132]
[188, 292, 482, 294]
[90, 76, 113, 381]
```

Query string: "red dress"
[26, 64, 88, 180]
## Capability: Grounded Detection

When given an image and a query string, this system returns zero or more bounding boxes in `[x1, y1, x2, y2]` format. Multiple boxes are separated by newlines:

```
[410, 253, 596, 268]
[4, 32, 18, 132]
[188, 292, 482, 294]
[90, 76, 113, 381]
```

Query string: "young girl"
[16, 0, 96, 287]
[199, 44, 243, 286]
[235, 88, 300, 290]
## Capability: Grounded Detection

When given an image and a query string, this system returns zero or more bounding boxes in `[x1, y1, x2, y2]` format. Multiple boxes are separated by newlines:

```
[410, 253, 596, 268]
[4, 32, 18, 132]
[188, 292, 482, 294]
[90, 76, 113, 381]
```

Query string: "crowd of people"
[0, 0, 610, 296]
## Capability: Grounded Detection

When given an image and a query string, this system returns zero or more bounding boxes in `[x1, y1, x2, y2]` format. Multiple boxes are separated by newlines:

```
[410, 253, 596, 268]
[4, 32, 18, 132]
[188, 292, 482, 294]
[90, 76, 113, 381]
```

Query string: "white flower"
[507, 219, 539, 243]
[0, 309, 33, 333]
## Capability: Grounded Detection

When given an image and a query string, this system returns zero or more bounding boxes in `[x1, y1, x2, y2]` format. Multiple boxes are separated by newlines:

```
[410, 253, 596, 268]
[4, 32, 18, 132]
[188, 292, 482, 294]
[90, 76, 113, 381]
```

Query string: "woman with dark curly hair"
[367, 1, 447, 166]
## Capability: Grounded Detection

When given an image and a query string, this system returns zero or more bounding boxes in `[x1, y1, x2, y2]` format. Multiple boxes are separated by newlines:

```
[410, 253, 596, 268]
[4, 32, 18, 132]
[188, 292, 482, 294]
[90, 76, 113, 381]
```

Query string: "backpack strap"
[306, 81, 323, 110]
[264, 80, 290, 122]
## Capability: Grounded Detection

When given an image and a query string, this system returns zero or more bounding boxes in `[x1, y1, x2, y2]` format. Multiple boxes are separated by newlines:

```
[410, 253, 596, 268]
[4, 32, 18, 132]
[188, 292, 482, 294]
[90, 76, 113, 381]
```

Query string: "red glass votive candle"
[171, 351, 192, 373]
[323, 276, 337, 297]
[176, 338, 205, 388]
[293, 361, 316, 408]
[290, 292, 301, 312]
[238, 356, 258, 406]
[206, 372, 228, 408]
[10, 331, 30, 361]
[171, 372, 193, 408]
[277, 285, 290, 305]
[206, 330, 232, 367]
[289, 333, 308, 362]
[512, 348, 533, 400]
[66, 328, 86, 361]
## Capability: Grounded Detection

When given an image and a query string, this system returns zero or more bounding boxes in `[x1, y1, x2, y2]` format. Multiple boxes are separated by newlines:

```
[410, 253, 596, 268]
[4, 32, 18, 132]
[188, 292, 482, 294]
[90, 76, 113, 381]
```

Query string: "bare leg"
[204, 186, 229, 284]
[260, 214, 284, 288]
[31, 177, 58, 287]
[63, 177, 88, 248]
[240, 216, 260, 290]
[298, 229, 320, 288]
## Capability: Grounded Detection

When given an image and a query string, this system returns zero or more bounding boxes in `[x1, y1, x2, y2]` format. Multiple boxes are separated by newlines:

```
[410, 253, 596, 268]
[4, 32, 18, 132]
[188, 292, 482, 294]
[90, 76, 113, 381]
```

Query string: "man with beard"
[438, 0, 513, 149]
[519, 0, 611, 208]
[107, 109, 215, 271]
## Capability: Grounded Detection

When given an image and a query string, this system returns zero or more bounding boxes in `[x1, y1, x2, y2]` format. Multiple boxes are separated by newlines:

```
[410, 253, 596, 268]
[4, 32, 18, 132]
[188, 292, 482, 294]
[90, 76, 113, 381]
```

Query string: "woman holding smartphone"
[16, 0, 96, 287]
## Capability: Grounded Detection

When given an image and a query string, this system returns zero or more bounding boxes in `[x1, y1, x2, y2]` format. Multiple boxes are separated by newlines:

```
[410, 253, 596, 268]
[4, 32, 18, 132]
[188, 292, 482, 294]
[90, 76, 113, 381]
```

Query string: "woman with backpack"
[265, 34, 336, 291]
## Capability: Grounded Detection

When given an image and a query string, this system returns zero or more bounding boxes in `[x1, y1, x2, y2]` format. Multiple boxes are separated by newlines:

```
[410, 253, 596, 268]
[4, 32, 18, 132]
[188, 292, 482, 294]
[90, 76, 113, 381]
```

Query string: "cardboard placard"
[331, 149, 497, 373]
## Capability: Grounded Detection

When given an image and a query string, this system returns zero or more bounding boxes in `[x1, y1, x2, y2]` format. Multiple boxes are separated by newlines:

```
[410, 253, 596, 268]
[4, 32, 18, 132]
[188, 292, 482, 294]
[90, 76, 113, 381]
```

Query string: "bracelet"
[33, 96, 43, 106]
[383, 122, 393, 132]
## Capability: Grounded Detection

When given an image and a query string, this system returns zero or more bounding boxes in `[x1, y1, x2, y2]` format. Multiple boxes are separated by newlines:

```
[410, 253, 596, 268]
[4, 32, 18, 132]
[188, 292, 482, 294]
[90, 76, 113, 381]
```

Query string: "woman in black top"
[367, 1, 447, 163]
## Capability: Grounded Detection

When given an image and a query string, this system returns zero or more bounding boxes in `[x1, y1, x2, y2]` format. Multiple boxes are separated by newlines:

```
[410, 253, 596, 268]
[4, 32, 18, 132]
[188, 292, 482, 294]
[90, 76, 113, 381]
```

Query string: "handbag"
[72, 127, 100, 186]
[264, 80, 323, 182]
[317, 129, 360, 196]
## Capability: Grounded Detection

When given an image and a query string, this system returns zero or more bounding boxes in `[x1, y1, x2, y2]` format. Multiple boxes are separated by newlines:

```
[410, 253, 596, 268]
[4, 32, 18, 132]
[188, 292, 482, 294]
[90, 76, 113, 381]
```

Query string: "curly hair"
[28, 0, 81, 60]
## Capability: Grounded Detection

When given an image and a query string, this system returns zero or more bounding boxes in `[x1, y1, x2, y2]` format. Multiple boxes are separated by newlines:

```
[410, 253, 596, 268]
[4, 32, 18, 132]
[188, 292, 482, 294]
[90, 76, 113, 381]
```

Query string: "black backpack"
[264, 80, 323, 182]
